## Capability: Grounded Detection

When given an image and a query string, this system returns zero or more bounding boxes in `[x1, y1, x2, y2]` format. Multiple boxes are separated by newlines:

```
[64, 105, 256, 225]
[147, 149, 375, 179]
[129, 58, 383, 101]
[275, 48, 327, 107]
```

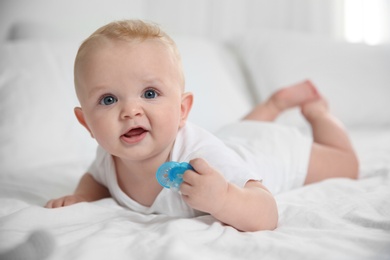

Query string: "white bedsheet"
[1, 128, 390, 260]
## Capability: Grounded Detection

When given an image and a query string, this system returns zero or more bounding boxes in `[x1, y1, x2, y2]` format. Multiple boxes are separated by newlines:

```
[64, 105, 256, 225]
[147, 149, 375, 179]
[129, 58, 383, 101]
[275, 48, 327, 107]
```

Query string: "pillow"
[175, 36, 253, 133]
[0, 37, 252, 174]
[0, 40, 97, 175]
[236, 31, 390, 128]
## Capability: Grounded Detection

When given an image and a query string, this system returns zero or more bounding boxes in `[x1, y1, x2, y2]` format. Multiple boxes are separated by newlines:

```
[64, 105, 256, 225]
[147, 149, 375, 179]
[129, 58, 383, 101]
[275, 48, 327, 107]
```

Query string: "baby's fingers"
[45, 195, 84, 208]
[189, 158, 212, 175]
[45, 198, 64, 208]
[44, 200, 54, 208]
[182, 168, 199, 185]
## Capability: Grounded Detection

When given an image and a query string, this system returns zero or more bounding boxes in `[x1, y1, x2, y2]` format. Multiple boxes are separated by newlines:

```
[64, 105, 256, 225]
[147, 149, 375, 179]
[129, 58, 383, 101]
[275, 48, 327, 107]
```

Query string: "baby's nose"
[120, 101, 144, 119]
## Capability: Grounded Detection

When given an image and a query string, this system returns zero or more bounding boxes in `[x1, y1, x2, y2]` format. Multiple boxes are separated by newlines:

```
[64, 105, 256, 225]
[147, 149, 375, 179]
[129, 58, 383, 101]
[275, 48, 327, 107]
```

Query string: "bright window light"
[344, 0, 387, 45]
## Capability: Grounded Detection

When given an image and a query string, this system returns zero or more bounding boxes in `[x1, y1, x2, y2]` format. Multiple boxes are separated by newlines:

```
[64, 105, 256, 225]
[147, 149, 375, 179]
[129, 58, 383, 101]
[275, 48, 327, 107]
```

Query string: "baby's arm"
[181, 158, 278, 232]
[45, 173, 110, 208]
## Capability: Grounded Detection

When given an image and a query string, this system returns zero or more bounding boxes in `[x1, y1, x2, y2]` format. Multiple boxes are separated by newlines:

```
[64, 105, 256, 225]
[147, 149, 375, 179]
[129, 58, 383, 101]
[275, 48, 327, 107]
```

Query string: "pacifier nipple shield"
[156, 162, 194, 191]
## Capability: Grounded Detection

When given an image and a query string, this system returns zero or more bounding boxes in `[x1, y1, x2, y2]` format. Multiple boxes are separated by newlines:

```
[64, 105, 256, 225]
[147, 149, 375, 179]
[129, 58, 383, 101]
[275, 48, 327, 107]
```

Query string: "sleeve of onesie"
[186, 145, 260, 188]
[86, 145, 110, 187]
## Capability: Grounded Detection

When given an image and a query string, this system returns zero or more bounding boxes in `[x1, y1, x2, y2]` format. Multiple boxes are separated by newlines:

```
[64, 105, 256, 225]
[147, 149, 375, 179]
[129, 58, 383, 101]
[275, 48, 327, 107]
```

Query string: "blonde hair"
[74, 20, 184, 88]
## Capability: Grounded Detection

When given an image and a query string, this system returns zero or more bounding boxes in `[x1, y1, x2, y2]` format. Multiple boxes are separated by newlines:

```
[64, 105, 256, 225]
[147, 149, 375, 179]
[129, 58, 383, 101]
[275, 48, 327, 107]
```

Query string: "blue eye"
[143, 89, 158, 99]
[100, 95, 117, 105]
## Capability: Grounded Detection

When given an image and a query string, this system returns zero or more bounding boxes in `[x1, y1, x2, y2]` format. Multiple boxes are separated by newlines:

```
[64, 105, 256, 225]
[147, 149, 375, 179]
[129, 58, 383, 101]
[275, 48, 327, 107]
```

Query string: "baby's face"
[74, 39, 191, 162]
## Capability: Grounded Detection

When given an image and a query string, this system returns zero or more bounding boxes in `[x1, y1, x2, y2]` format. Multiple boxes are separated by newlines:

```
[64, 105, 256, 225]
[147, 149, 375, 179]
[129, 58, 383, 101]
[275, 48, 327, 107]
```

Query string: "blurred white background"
[0, 0, 389, 45]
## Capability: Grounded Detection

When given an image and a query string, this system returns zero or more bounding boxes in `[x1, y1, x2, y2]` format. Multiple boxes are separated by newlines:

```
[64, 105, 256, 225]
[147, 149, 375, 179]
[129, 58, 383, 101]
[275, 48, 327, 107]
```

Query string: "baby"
[46, 20, 358, 232]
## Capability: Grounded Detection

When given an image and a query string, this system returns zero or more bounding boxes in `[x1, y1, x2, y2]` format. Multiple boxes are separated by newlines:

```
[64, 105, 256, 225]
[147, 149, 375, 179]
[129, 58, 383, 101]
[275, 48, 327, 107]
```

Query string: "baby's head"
[74, 20, 185, 99]
[72, 20, 193, 160]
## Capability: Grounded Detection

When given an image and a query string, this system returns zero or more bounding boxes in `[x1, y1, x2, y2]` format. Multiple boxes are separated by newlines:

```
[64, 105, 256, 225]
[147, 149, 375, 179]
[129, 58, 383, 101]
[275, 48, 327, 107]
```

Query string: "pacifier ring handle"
[156, 161, 194, 190]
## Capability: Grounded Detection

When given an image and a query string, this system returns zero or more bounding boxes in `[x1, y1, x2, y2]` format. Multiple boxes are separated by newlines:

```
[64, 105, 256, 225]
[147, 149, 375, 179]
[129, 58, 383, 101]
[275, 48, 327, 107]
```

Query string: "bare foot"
[270, 80, 320, 111]
[300, 96, 329, 123]
[243, 80, 320, 121]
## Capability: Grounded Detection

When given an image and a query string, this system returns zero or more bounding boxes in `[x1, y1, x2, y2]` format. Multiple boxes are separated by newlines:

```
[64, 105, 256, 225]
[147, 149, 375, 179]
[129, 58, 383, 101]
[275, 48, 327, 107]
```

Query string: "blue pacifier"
[156, 161, 194, 191]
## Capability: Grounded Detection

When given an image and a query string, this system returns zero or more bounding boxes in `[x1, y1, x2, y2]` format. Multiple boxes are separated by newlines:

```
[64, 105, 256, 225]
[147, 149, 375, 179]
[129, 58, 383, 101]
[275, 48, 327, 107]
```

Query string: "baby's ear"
[74, 107, 94, 138]
[179, 92, 193, 128]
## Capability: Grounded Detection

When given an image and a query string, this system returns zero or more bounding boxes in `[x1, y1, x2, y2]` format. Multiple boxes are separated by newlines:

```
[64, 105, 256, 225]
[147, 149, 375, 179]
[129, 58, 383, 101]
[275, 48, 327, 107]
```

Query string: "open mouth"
[121, 127, 148, 143]
[124, 127, 146, 137]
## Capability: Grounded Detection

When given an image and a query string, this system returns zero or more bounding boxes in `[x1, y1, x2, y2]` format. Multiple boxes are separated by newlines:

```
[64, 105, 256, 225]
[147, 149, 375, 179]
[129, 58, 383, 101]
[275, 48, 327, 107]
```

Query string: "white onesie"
[88, 121, 312, 217]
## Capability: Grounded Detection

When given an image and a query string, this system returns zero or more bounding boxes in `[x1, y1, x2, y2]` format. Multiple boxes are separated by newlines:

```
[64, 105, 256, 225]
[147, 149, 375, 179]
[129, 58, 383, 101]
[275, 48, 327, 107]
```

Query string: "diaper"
[216, 121, 312, 194]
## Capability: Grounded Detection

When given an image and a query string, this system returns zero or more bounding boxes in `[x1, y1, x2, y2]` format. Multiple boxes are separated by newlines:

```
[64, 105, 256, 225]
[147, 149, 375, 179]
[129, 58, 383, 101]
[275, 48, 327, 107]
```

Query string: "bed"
[1, 12, 390, 260]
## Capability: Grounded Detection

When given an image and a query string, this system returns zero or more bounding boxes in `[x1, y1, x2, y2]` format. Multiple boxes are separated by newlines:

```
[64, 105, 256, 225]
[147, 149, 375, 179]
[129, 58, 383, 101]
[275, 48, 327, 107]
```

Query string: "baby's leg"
[243, 80, 319, 121]
[243, 80, 358, 182]
[302, 94, 359, 183]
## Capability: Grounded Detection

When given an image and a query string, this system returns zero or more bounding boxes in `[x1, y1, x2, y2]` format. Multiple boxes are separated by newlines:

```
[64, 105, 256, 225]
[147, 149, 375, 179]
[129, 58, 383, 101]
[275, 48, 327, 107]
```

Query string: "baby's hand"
[45, 195, 87, 208]
[180, 158, 228, 215]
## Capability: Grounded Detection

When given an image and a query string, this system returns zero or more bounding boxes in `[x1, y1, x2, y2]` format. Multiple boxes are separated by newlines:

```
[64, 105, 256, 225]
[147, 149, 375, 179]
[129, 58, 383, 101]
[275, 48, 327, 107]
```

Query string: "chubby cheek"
[85, 114, 112, 141]
[149, 104, 182, 134]
[162, 103, 182, 124]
